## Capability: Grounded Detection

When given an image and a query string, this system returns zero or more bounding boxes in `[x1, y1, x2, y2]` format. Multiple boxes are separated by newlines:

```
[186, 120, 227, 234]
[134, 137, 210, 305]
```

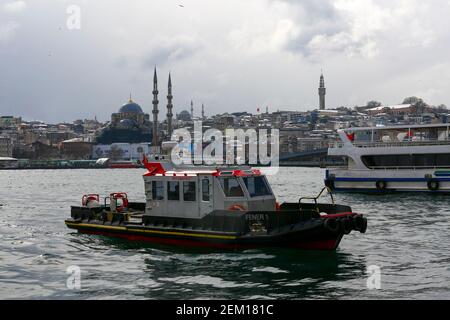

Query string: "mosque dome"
[119, 98, 143, 114]
[178, 110, 192, 122]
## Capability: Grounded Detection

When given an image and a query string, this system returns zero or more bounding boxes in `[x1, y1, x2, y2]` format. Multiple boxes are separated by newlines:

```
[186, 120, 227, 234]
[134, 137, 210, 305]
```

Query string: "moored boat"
[327, 124, 450, 193]
[65, 159, 367, 251]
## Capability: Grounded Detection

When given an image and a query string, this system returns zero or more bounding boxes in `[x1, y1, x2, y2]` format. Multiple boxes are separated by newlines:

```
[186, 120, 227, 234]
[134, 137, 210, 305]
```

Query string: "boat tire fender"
[324, 218, 340, 234]
[376, 180, 387, 191]
[427, 179, 439, 191]
[354, 215, 368, 234]
[340, 217, 354, 235]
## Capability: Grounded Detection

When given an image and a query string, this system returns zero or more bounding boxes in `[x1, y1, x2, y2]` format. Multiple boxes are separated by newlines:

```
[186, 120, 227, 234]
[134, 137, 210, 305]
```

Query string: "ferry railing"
[328, 166, 450, 171]
[329, 140, 450, 149]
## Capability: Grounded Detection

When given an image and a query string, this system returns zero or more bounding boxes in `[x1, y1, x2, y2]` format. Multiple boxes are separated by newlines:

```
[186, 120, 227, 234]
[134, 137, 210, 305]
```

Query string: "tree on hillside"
[435, 104, 448, 113]
[366, 101, 382, 109]
[402, 97, 428, 115]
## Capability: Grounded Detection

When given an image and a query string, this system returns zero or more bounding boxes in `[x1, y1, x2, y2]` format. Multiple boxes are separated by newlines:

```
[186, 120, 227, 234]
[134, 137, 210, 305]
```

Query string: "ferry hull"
[326, 169, 450, 193]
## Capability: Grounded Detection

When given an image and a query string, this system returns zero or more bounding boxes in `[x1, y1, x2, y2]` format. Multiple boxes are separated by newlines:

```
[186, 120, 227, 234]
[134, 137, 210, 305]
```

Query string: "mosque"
[93, 69, 175, 160]
[95, 97, 152, 145]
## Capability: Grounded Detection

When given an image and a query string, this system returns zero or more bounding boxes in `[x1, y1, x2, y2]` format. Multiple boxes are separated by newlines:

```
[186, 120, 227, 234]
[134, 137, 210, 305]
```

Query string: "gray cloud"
[1, 0, 450, 123]
[141, 37, 202, 69]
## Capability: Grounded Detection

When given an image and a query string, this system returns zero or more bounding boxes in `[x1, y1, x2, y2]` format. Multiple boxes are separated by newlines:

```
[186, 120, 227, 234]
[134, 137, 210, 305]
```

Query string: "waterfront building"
[367, 104, 413, 116]
[0, 116, 22, 129]
[59, 138, 93, 160]
[0, 136, 13, 157]
[92, 143, 150, 161]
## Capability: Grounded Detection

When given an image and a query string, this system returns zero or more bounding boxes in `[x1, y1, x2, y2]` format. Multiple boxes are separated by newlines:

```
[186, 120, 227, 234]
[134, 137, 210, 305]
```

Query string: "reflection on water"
[0, 168, 449, 299]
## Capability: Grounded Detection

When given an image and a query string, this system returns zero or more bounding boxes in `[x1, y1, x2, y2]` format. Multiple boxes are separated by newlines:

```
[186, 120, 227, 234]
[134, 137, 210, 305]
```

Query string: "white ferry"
[326, 124, 450, 193]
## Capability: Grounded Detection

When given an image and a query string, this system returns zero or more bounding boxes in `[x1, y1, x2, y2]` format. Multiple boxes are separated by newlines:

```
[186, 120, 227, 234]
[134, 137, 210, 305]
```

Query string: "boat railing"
[299, 187, 335, 213]
[329, 140, 450, 149]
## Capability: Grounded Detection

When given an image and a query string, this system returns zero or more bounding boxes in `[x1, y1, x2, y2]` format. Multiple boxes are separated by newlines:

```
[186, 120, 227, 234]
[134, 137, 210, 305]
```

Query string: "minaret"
[319, 71, 326, 110]
[166, 73, 173, 139]
[152, 67, 159, 148]
[201, 103, 205, 120]
[190, 100, 194, 120]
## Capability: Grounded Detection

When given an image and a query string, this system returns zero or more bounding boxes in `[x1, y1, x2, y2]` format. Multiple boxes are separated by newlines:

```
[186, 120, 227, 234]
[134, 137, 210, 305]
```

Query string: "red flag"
[346, 133, 355, 142]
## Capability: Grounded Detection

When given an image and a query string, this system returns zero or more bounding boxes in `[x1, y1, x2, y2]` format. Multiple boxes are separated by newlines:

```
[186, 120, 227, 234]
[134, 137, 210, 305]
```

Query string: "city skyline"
[1, 0, 450, 122]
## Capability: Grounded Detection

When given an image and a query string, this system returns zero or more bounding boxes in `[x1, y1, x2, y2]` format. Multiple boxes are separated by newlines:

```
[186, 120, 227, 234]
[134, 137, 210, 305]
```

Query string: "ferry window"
[243, 176, 272, 197]
[183, 181, 196, 202]
[167, 181, 180, 201]
[436, 154, 450, 166]
[152, 181, 164, 200]
[362, 154, 450, 169]
[219, 177, 244, 197]
[202, 179, 210, 202]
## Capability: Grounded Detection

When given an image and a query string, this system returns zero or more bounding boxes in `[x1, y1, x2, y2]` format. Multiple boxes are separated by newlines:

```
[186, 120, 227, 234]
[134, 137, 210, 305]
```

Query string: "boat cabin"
[143, 161, 276, 219]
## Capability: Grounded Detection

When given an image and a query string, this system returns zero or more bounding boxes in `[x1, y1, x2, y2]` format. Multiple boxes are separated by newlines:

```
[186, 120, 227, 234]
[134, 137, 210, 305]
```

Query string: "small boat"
[327, 123, 450, 193]
[109, 161, 142, 169]
[65, 159, 367, 251]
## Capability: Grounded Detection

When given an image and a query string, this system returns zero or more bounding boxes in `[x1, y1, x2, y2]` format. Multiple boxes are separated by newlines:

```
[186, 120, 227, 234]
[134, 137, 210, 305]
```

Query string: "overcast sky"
[1, 0, 450, 123]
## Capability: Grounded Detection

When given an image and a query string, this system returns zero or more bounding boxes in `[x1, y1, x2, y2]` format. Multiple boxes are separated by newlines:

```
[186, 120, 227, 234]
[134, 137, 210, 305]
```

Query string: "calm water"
[0, 168, 449, 300]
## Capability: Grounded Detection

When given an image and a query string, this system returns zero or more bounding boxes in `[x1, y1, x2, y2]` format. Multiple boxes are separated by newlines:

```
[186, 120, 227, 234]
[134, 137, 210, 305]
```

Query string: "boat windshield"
[242, 176, 272, 197]
[219, 177, 244, 197]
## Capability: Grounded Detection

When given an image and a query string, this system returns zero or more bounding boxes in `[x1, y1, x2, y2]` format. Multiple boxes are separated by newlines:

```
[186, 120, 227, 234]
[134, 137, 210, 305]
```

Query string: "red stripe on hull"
[78, 229, 342, 251]
[81, 229, 245, 250]
[321, 212, 355, 219]
[109, 164, 140, 169]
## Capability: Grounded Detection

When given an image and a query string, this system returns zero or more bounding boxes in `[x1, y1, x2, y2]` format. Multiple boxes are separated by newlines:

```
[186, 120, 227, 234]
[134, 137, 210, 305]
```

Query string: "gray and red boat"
[65, 159, 367, 251]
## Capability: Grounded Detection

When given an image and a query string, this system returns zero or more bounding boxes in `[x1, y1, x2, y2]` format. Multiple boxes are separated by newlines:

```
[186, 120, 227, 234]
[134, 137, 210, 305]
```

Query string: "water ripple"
[0, 168, 449, 299]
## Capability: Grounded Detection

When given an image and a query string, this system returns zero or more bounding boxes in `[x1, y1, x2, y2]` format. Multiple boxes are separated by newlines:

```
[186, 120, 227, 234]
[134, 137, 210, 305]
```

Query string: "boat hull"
[65, 220, 345, 251]
[66, 202, 366, 251]
[326, 169, 450, 193]
[69, 225, 343, 251]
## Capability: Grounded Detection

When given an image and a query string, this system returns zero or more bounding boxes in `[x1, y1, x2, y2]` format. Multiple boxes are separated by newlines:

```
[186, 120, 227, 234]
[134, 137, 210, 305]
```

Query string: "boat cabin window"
[152, 181, 164, 200]
[202, 178, 210, 202]
[243, 176, 272, 197]
[219, 177, 244, 197]
[183, 181, 196, 202]
[167, 181, 180, 201]
[362, 153, 450, 169]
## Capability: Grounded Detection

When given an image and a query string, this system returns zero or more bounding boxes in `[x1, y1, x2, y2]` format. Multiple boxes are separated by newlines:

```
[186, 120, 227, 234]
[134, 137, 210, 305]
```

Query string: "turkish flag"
[346, 133, 355, 141]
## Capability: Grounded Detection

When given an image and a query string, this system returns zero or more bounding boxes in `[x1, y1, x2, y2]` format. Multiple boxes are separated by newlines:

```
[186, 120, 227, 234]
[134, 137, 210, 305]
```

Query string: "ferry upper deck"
[330, 123, 450, 151]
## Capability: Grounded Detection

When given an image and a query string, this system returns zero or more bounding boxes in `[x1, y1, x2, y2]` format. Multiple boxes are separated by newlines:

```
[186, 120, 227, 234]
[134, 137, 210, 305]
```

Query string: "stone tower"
[190, 100, 194, 120]
[152, 67, 159, 148]
[319, 71, 326, 110]
[201, 103, 205, 120]
[166, 73, 173, 139]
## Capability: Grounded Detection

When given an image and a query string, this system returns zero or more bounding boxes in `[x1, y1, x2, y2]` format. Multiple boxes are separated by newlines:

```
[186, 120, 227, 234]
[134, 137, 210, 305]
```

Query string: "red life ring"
[228, 204, 246, 211]
[82, 194, 100, 206]
[110, 193, 129, 212]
